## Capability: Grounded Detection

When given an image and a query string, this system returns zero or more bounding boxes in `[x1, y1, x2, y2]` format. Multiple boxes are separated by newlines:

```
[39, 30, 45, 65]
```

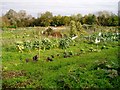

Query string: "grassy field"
[1, 26, 120, 89]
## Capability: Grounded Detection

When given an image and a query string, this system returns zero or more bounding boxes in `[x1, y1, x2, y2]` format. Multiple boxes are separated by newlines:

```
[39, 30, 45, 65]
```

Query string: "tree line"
[1, 9, 118, 28]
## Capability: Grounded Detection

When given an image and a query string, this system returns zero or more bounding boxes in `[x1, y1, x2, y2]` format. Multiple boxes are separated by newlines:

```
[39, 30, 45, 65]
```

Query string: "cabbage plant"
[59, 37, 73, 49]
[41, 38, 52, 50]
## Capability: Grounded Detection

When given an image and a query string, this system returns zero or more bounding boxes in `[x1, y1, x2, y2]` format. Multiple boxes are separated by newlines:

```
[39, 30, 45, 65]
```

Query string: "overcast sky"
[0, 0, 119, 17]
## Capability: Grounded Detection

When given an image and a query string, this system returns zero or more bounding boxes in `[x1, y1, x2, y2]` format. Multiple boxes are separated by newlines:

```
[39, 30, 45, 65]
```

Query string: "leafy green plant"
[59, 37, 73, 49]
[32, 40, 40, 49]
[15, 41, 24, 52]
[23, 40, 32, 51]
[41, 38, 52, 50]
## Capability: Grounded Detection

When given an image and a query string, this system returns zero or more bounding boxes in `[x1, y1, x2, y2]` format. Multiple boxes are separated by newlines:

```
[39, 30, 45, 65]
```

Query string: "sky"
[0, 0, 119, 17]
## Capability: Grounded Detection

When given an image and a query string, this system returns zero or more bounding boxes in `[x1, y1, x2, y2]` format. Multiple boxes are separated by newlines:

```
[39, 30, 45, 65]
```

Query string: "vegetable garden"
[1, 26, 120, 89]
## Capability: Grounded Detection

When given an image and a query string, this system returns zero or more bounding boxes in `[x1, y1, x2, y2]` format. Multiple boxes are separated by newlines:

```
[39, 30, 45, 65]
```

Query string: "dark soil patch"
[2, 70, 26, 79]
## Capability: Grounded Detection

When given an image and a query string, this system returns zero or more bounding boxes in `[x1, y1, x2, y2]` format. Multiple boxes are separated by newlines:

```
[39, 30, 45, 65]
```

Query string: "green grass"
[2, 45, 119, 88]
[2, 27, 120, 89]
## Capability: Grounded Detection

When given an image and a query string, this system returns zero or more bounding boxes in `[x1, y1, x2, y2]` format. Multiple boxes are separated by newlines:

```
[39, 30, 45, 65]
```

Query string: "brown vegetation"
[51, 32, 62, 38]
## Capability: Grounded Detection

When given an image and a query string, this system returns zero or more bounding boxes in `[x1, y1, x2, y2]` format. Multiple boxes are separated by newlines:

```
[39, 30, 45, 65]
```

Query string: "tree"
[17, 10, 34, 27]
[39, 11, 53, 27]
[51, 15, 62, 26]
[62, 16, 70, 26]
[86, 14, 97, 25]
[70, 14, 82, 22]
[76, 21, 82, 31]
[96, 11, 118, 26]
[3, 9, 34, 27]
[2, 9, 118, 27]
[1, 16, 10, 28]
[5, 9, 18, 27]
[69, 20, 77, 37]
[17, 10, 27, 27]
[81, 15, 87, 24]
[109, 15, 118, 26]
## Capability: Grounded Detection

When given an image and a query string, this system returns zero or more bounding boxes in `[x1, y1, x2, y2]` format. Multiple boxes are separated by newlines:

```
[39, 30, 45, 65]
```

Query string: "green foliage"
[2, 9, 119, 28]
[76, 21, 82, 31]
[2, 26, 119, 88]
[24, 40, 32, 49]
[41, 38, 52, 50]
[86, 31, 119, 45]
[69, 20, 77, 37]
[86, 14, 96, 25]
[15, 41, 24, 52]
[59, 37, 73, 49]
[59, 38, 69, 49]
[39, 11, 53, 27]
[32, 40, 40, 49]
[3, 77, 28, 88]
[7, 25, 17, 28]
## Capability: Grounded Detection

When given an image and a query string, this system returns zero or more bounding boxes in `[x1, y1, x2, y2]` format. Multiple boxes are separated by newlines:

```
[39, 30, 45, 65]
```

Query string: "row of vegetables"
[85, 32, 119, 44]
[15, 37, 74, 52]
[15, 31, 119, 52]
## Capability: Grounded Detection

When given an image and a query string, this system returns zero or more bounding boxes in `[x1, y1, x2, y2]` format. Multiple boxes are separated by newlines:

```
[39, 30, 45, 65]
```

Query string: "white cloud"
[1, 0, 119, 3]
[0, 0, 119, 17]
